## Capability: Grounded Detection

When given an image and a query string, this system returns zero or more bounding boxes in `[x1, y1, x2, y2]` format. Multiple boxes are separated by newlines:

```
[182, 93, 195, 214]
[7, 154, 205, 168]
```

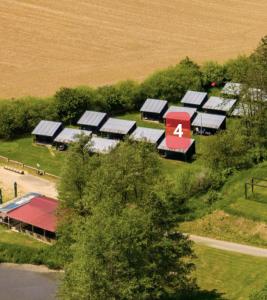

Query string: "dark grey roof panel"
[203, 97, 236, 112]
[130, 127, 165, 144]
[157, 137, 195, 153]
[140, 98, 168, 114]
[181, 91, 207, 106]
[163, 106, 197, 119]
[77, 111, 107, 127]
[221, 82, 242, 96]
[100, 118, 136, 135]
[192, 113, 225, 129]
[32, 120, 62, 137]
[88, 137, 119, 154]
[54, 128, 92, 144]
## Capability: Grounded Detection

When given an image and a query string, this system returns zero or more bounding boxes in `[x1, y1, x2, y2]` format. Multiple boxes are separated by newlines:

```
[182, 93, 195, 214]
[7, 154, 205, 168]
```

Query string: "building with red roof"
[0, 193, 58, 242]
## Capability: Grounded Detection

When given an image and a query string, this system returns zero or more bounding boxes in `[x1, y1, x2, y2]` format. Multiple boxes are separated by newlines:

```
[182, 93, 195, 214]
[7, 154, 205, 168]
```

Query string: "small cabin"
[140, 99, 168, 121]
[100, 118, 136, 140]
[181, 91, 207, 109]
[202, 97, 236, 115]
[87, 137, 120, 154]
[77, 111, 108, 133]
[191, 112, 226, 135]
[32, 120, 63, 144]
[130, 127, 165, 146]
[54, 128, 92, 149]
[163, 106, 197, 123]
[157, 138, 196, 161]
[221, 82, 242, 97]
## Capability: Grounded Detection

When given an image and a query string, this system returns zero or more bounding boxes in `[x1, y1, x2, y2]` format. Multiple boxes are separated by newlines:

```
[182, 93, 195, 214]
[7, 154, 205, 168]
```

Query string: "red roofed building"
[0, 194, 58, 242]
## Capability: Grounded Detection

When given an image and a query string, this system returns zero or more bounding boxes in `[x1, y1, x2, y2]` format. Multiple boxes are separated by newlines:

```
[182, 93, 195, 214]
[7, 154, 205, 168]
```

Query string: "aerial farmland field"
[0, 0, 267, 98]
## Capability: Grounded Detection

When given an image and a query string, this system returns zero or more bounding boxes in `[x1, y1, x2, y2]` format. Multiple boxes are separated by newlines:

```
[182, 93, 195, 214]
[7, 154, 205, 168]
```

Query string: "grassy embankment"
[181, 161, 267, 247]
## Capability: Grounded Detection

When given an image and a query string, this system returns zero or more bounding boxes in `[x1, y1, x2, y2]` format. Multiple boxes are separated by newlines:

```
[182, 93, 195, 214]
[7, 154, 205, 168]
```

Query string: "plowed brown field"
[0, 0, 267, 98]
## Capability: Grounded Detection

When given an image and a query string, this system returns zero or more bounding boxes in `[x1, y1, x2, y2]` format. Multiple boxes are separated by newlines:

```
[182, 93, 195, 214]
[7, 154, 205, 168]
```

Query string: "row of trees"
[0, 36, 266, 139]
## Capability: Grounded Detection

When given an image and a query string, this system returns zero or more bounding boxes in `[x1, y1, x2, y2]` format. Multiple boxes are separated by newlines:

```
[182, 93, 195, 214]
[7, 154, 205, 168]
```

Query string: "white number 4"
[173, 124, 183, 138]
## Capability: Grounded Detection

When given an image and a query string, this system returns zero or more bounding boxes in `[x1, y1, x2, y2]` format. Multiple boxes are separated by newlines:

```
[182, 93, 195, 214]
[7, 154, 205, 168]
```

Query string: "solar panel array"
[181, 91, 207, 106]
[32, 120, 62, 137]
[100, 118, 136, 135]
[77, 111, 107, 127]
[54, 128, 92, 144]
[130, 127, 165, 145]
[192, 113, 226, 129]
[140, 98, 168, 114]
[202, 96, 236, 112]
[163, 106, 197, 120]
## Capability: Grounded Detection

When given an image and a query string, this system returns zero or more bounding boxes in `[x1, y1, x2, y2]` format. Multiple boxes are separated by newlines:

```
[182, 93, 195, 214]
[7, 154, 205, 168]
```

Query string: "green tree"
[55, 86, 96, 125]
[224, 55, 251, 83]
[250, 284, 267, 300]
[139, 58, 203, 103]
[201, 61, 225, 87]
[58, 141, 194, 299]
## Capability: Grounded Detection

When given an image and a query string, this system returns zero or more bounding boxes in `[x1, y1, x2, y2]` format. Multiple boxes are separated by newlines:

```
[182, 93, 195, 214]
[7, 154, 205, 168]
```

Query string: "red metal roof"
[7, 196, 58, 233]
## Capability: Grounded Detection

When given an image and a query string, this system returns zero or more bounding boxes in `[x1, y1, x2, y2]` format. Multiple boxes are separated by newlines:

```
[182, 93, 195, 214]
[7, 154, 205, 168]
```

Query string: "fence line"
[0, 155, 60, 180]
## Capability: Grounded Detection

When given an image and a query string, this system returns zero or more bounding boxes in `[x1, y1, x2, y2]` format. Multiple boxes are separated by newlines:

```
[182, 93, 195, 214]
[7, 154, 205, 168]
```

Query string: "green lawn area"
[0, 136, 66, 176]
[194, 244, 267, 300]
[0, 225, 46, 250]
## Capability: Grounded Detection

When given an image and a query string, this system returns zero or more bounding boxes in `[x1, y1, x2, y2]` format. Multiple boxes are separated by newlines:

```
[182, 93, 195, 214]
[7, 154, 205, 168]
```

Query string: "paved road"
[190, 234, 267, 257]
[0, 167, 57, 198]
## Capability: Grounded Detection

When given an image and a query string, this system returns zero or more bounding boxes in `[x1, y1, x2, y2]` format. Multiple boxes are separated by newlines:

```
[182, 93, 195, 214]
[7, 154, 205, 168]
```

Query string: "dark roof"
[181, 91, 207, 106]
[130, 127, 165, 144]
[7, 196, 58, 232]
[221, 82, 242, 96]
[203, 97, 236, 112]
[192, 113, 226, 129]
[77, 111, 107, 127]
[32, 120, 62, 137]
[163, 106, 197, 119]
[88, 137, 119, 154]
[157, 137, 195, 153]
[100, 118, 136, 135]
[54, 128, 91, 144]
[140, 99, 168, 114]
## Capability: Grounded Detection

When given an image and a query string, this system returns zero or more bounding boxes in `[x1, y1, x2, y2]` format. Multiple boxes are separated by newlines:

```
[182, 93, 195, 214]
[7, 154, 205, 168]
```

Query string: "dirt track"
[0, 167, 57, 199]
[0, 0, 267, 98]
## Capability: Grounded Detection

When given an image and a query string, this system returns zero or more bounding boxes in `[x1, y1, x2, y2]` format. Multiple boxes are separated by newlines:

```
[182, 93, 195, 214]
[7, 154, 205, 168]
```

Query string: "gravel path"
[190, 234, 267, 257]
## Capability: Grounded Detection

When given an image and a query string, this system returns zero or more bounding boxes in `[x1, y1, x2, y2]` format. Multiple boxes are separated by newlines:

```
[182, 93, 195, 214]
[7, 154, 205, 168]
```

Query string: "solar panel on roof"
[54, 128, 91, 144]
[77, 111, 107, 127]
[221, 82, 242, 96]
[140, 99, 168, 114]
[87, 137, 119, 154]
[100, 118, 136, 135]
[130, 127, 165, 144]
[181, 91, 207, 106]
[192, 113, 225, 129]
[0, 193, 41, 213]
[157, 137, 195, 153]
[32, 120, 62, 137]
[163, 106, 197, 119]
[203, 97, 236, 112]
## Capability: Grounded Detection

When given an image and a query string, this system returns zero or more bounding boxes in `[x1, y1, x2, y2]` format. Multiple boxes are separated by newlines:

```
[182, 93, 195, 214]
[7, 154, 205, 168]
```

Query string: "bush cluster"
[0, 54, 254, 139]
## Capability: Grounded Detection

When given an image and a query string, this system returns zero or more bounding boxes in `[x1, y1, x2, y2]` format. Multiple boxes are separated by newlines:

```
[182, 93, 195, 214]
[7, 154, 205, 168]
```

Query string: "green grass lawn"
[194, 244, 267, 300]
[0, 136, 66, 176]
[0, 225, 46, 249]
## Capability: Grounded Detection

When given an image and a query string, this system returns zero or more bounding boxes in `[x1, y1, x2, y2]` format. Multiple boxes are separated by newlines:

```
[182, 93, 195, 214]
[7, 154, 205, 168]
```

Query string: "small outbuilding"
[32, 120, 63, 144]
[77, 111, 108, 133]
[100, 118, 136, 139]
[181, 91, 208, 108]
[191, 112, 226, 134]
[221, 82, 242, 97]
[157, 138, 196, 161]
[54, 128, 92, 149]
[130, 127, 165, 146]
[163, 106, 197, 122]
[87, 137, 119, 154]
[202, 96, 236, 115]
[140, 98, 168, 121]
